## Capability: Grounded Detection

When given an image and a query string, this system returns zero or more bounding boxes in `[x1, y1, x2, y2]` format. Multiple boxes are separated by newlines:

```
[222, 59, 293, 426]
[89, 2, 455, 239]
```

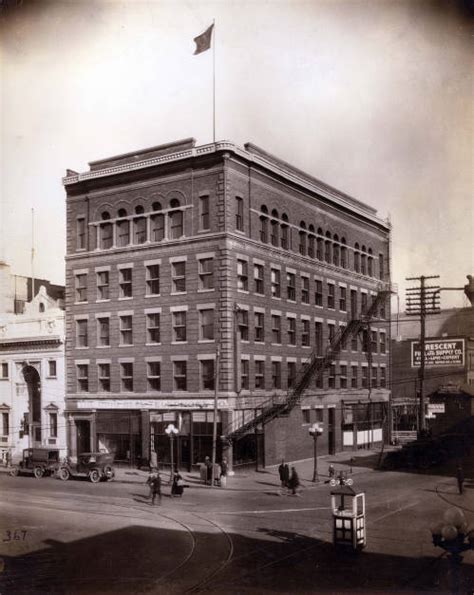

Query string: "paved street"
[1, 452, 474, 593]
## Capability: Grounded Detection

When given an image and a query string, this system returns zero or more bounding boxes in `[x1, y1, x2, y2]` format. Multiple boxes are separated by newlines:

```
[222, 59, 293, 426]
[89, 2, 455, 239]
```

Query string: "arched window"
[340, 238, 347, 269]
[116, 210, 130, 247]
[325, 232, 332, 263]
[354, 243, 360, 273]
[281, 213, 289, 250]
[271, 208, 279, 218]
[260, 216, 268, 243]
[367, 248, 373, 276]
[117, 208, 127, 218]
[170, 198, 180, 209]
[99, 219, 113, 249]
[152, 201, 162, 212]
[361, 245, 367, 275]
[101, 211, 110, 220]
[317, 228, 323, 260]
[271, 219, 279, 247]
[39, 303, 45, 313]
[135, 205, 144, 215]
[134, 215, 147, 244]
[151, 211, 165, 242]
[168, 198, 183, 239]
[261, 205, 268, 215]
[299, 222, 307, 256]
[333, 234, 340, 267]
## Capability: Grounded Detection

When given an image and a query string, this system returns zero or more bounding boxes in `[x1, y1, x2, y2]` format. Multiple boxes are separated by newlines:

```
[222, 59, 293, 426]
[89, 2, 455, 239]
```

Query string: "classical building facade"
[64, 138, 391, 469]
[0, 285, 67, 462]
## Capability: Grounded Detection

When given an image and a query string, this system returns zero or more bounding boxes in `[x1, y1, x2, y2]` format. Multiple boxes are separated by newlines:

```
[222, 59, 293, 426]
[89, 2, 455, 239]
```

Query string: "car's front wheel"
[34, 466, 44, 479]
[89, 469, 101, 483]
[103, 465, 114, 481]
[58, 467, 70, 481]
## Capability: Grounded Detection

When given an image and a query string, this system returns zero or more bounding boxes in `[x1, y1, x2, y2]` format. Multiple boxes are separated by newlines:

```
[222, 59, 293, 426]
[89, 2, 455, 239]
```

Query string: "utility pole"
[405, 275, 440, 433]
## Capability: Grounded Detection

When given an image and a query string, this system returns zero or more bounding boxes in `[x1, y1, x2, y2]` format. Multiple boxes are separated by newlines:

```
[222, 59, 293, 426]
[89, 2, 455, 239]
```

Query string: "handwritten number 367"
[3, 530, 27, 542]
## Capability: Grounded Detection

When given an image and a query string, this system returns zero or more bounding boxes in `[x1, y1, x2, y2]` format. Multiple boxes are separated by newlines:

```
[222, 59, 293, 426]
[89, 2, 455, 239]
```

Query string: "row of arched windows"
[95, 200, 184, 249]
[258, 205, 378, 278]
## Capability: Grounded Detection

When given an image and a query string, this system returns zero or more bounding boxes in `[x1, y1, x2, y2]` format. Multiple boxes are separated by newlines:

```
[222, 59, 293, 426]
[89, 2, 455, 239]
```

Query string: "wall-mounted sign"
[411, 339, 465, 368]
[74, 399, 228, 410]
[428, 403, 445, 414]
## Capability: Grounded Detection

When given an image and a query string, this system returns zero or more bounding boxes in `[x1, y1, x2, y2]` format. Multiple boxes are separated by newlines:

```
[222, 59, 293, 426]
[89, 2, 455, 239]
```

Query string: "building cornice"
[0, 337, 63, 352]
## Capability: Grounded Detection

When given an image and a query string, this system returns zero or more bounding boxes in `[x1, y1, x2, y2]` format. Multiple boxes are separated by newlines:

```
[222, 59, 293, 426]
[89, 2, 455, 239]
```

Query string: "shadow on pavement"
[2, 522, 474, 593]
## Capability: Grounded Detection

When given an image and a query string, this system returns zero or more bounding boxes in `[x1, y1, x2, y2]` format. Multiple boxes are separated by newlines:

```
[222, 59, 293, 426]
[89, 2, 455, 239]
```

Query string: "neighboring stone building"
[63, 138, 391, 469]
[0, 285, 67, 462]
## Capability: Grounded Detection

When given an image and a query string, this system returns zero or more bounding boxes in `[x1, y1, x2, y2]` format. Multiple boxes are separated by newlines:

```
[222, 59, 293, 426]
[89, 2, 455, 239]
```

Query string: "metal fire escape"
[226, 287, 392, 442]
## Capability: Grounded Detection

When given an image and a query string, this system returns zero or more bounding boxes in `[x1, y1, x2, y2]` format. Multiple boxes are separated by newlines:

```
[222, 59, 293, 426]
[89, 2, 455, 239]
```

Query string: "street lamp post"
[430, 507, 474, 594]
[309, 422, 323, 482]
[165, 423, 179, 483]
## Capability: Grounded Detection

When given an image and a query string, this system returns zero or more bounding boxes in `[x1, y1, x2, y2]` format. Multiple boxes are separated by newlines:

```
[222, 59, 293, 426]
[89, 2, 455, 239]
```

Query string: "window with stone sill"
[75, 274, 87, 303]
[97, 271, 109, 301]
[120, 362, 133, 392]
[199, 258, 214, 290]
[119, 268, 132, 298]
[146, 313, 161, 344]
[201, 359, 215, 391]
[147, 361, 161, 391]
[173, 360, 187, 391]
[172, 311, 187, 342]
[98, 363, 110, 392]
[119, 315, 133, 345]
[172, 261, 186, 293]
[237, 259, 248, 291]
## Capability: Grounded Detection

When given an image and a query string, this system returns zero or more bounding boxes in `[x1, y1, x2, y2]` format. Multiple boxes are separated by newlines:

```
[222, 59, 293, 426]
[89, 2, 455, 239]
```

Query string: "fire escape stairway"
[226, 288, 391, 442]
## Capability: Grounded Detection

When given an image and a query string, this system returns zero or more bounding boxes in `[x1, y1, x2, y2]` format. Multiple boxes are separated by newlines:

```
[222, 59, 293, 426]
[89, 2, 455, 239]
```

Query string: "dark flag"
[193, 23, 214, 55]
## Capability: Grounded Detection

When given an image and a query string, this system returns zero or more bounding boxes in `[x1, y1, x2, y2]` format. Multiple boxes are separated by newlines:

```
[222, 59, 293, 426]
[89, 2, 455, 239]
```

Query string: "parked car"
[9, 448, 60, 479]
[382, 433, 470, 470]
[56, 452, 115, 483]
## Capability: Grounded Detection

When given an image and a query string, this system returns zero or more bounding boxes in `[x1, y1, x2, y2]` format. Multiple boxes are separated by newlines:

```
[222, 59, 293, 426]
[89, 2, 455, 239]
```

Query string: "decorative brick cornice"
[0, 337, 63, 352]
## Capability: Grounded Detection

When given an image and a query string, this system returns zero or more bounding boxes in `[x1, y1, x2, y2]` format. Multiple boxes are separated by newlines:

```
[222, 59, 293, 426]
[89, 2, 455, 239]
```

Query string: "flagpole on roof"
[212, 18, 216, 144]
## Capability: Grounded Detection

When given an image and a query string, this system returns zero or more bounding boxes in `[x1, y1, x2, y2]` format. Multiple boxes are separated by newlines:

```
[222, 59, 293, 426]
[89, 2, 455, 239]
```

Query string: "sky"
[0, 0, 472, 310]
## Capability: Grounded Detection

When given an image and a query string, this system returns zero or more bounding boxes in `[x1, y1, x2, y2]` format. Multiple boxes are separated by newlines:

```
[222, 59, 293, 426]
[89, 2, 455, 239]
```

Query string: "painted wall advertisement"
[411, 339, 465, 368]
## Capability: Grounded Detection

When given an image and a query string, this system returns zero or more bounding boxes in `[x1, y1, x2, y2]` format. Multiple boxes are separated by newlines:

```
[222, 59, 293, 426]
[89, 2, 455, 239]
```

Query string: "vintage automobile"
[382, 433, 470, 470]
[56, 452, 115, 483]
[9, 448, 60, 479]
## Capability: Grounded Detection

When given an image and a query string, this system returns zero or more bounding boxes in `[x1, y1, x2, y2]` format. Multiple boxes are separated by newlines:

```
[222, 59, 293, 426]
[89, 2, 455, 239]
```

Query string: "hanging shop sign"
[411, 339, 465, 368]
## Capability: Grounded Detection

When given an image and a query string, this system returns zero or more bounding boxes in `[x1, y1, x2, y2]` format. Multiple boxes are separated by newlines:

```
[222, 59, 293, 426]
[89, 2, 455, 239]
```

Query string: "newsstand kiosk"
[330, 483, 366, 550]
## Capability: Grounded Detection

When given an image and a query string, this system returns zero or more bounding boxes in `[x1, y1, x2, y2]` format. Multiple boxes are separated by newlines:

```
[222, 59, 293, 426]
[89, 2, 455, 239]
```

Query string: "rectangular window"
[146, 264, 160, 295]
[254, 312, 264, 342]
[327, 283, 335, 309]
[75, 273, 87, 303]
[328, 323, 335, 344]
[315, 408, 324, 423]
[146, 313, 161, 344]
[255, 360, 265, 389]
[371, 366, 378, 388]
[271, 268, 281, 298]
[379, 254, 384, 280]
[172, 261, 186, 293]
[147, 361, 161, 391]
[287, 317, 296, 345]
[340, 365, 347, 388]
[117, 219, 130, 246]
[48, 360, 57, 377]
[201, 360, 215, 391]
[301, 276, 310, 304]
[134, 217, 147, 244]
[371, 330, 378, 354]
[362, 366, 368, 389]
[271, 315, 281, 344]
[150, 213, 164, 242]
[301, 319, 310, 346]
[172, 311, 187, 342]
[341, 246, 347, 269]
[287, 362, 296, 388]
[286, 272, 296, 301]
[281, 225, 289, 250]
[121, 362, 133, 392]
[237, 260, 248, 291]
[169, 209, 183, 239]
[339, 287, 347, 312]
[315, 322, 323, 355]
[97, 271, 110, 300]
[49, 413, 58, 438]
[100, 223, 113, 249]
[199, 258, 214, 290]
[361, 293, 368, 315]
[271, 221, 279, 247]
[98, 363, 110, 392]
[351, 366, 358, 388]
[272, 361, 281, 389]
[315, 280, 323, 306]
[173, 360, 187, 391]
[97, 317, 110, 347]
[361, 329, 369, 353]
[200, 309, 215, 341]
[2, 412, 9, 436]
[254, 264, 264, 294]
[1, 363, 8, 379]
[119, 315, 133, 345]
[340, 324, 347, 350]
[328, 364, 336, 388]
[237, 309, 249, 341]
[200, 195, 210, 230]
[241, 359, 249, 389]
[77, 218, 86, 250]
[379, 332, 386, 354]
[119, 268, 132, 298]
[77, 364, 89, 392]
[235, 197, 244, 231]
[380, 367, 386, 388]
[76, 319, 88, 348]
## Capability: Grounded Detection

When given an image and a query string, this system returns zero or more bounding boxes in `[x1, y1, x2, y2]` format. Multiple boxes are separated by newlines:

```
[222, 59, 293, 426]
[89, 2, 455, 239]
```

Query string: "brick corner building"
[64, 138, 391, 470]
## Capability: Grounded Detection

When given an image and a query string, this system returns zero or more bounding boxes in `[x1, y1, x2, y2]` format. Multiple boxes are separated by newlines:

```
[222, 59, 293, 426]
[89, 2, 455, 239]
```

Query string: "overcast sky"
[0, 0, 472, 309]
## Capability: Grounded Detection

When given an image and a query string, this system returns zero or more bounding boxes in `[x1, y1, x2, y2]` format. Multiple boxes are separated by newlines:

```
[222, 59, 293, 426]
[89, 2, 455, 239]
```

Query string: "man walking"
[150, 472, 162, 506]
[278, 460, 290, 495]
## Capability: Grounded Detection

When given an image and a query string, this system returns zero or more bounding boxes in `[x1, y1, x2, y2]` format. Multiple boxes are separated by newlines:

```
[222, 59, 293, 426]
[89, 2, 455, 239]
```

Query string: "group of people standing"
[204, 456, 228, 487]
[146, 467, 184, 505]
[278, 460, 301, 495]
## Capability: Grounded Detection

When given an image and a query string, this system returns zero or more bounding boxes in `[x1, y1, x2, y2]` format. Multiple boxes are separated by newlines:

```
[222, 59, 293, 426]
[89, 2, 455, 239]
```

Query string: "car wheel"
[58, 467, 70, 481]
[34, 466, 44, 479]
[104, 465, 114, 481]
[9, 467, 19, 477]
[89, 469, 101, 483]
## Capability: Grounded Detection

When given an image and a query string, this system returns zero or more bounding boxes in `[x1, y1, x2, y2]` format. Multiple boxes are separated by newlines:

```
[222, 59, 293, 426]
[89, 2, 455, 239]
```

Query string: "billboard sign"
[411, 339, 465, 368]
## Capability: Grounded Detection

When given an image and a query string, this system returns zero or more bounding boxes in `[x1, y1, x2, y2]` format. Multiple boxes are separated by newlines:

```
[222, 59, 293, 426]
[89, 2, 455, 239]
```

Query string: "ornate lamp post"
[430, 507, 474, 593]
[309, 422, 323, 482]
[165, 423, 179, 482]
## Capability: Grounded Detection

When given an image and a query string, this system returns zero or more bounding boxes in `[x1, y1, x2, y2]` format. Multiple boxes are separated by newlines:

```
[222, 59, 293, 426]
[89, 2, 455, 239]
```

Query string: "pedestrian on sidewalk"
[148, 470, 162, 506]
[288, 467, 301, 496]
[146, 468, 158, 500]
[278, 460, 290, 495]
[456, 464, 464, 495]
[171, 467, 184, 498]
[204, 456, 212, 485]
[220, 458, 228, 488]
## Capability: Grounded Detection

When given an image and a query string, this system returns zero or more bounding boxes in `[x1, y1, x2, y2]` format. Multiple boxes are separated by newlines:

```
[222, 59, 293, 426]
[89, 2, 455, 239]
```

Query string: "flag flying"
[193, 23, 214, 55]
